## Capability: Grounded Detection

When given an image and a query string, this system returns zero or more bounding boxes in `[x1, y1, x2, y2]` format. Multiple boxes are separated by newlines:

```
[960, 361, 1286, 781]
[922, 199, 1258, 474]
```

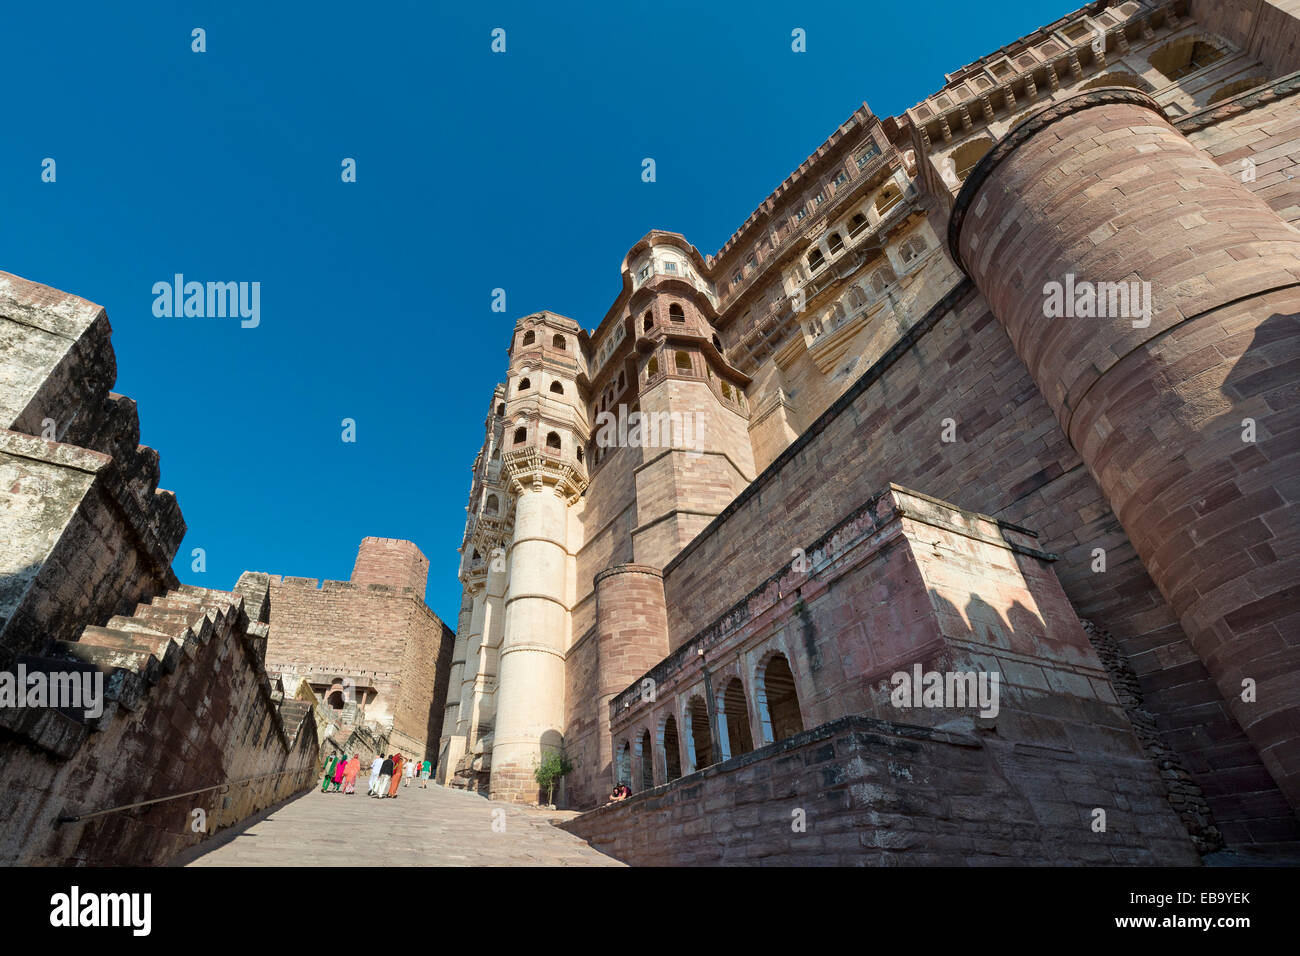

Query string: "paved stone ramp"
[182, 783, 622, 866]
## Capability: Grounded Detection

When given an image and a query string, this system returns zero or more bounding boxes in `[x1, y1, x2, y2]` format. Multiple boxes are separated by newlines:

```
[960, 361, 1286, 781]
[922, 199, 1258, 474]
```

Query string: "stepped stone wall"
[0, 581, 319, 866]
[0, 273, 320, 865]
[0, 273, 184, 664]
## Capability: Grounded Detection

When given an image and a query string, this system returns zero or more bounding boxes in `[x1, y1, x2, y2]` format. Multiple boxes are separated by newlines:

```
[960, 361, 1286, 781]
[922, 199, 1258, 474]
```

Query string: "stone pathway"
[180, 783, 622, 866]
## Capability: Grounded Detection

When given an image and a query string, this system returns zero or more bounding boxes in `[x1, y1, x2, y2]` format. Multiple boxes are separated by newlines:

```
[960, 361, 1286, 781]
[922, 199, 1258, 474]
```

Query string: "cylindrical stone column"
[469, 560, 507, 745]
[439, 597, 472, 785]
[490, 480, 570, 803]
[949, 88, 1300, 808]
[595, 565, 671, 789]
[456, 584, 486, 740]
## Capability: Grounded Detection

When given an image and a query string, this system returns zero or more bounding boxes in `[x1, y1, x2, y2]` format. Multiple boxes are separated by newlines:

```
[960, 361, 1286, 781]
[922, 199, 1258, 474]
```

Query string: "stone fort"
[444, 0, 1300, 864]
[0, 0, 1296, 867]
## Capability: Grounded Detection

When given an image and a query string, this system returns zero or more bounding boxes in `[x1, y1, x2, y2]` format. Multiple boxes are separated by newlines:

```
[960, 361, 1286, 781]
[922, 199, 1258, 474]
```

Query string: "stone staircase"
[2, 582, 310, 758]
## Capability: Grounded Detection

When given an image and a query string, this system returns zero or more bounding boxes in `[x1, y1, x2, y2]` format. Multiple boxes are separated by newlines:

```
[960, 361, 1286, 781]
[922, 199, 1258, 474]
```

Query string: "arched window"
[552, 333, 566, 349]
[875, 184, 902, 216]
[712, 333, 723, 354]
[522, 330, 535, 346]
[517, 377, 531, 392]
[668, 303, 685, 323]
[900, 234, 928, 264]
[617, 371, 625, 391]
[513, 426, 527, 445]
[647, 356, 659, 377]
[686, 696, 713, 771]
[576, 446, 585, 463]
[549, 381, 564, 394]
[721, 382, 733, 400]
[616, 741, 631, 786]
[484, 494, 499, 515]
[490, 446, 500, 460]
[495, 402, 505, 416]
[847, 285, 866, 309]
[643, 311, 653, 332]
[870, 264, 898, 294]
[721, 677, 753, 760]
[661, 715, 682, 782]
[638, 728, 654, 791]
[545, 431, 562, 450]
[949, 138, 993, 182]
[849, 212, 868, 235]
[675, 350, 692, 371]
[758, 653, 803, 744]
[807, 248, 826, 273]
[1149, 37, 1225, 83]
[827, 232, 844, 255]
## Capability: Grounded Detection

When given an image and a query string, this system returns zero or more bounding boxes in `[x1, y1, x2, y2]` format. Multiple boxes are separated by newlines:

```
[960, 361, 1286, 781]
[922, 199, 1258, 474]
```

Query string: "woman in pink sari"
[330, 754, 348, 792]
[343, 755, 361, 794]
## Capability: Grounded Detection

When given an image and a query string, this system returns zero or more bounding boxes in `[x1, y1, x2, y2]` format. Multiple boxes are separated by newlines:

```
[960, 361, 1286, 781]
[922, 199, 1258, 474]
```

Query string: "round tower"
[949, 88, 1300, 809]
[594, 565, 670, 790]
[491, 312, 589, 803]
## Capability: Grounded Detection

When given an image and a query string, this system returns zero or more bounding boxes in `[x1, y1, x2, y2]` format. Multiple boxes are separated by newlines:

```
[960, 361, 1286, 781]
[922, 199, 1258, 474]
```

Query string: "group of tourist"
[320, 752, 435, 798]
[320, 753, 362, 794]
[319, 752, 435, 798]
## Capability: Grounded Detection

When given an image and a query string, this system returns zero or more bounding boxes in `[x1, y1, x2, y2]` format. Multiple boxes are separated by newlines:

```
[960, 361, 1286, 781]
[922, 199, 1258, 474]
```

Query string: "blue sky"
[1, 0, 1075, 625]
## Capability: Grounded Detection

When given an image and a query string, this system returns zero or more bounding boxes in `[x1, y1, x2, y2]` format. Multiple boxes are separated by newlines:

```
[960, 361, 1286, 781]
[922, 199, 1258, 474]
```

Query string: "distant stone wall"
[563, 713, 1200, 866]
[265, 544, 454, 762]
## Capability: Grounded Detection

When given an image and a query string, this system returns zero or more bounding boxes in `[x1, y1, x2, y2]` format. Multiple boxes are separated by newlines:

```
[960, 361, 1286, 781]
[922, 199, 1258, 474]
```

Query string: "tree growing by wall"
[534, 752, 574, 807]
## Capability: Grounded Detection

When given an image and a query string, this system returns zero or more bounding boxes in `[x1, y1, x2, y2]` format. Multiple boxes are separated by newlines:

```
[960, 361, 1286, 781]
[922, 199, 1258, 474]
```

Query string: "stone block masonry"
[0, 578, 319, 865]
[0, 272, 185, 665]
[951, 87, 1300, 813]
[563, 713, 1200, 866]
[0, 271, 319, 866]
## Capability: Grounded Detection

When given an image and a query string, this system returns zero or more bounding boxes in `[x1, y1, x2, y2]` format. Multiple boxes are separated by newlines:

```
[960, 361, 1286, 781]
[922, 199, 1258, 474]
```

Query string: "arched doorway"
[686, 696, 712, 771]
[721, 677, 753, 759]
[759, 653, 804, 743]
[638, 729, 654, 790]
[662, 715, 682, 782]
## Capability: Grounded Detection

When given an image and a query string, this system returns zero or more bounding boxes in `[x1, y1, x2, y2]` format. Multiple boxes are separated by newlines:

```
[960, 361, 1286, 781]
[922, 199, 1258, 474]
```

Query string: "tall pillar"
[594, 565, 671, 791]
[438, 593, 472, 785]
[490, 474, 576, 803]
[457, 583, 487, 741]
[949, 88, 1300, 808]
[468, 559, 507, 746]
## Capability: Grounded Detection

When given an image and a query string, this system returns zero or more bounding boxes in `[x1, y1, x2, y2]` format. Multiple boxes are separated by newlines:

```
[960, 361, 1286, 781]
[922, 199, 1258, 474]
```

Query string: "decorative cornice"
[947, 87, 1166, 277]
[502, 447, 588, 504]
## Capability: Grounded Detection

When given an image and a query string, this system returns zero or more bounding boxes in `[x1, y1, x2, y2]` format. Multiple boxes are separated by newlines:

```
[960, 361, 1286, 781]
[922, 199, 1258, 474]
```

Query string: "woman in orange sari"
[343, 754, 361, 794]
[388, 754, 404, 798]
